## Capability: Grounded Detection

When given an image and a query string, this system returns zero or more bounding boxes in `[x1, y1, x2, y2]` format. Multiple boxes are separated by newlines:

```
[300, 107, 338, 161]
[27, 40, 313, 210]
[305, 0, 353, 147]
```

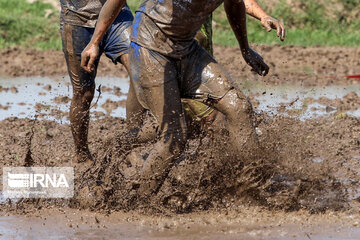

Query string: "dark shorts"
[61, 8, 133, 90]
[129, 41, 233, 133]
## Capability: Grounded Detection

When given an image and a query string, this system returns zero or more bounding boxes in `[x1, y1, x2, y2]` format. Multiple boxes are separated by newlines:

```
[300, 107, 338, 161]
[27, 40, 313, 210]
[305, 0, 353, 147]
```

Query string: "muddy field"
[0, 45, 360, 239]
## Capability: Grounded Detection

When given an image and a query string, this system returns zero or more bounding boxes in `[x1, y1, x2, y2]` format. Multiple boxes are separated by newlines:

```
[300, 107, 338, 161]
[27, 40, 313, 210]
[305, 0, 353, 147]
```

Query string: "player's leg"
[187, 14, 217, 128]
[61, 24, 100, 163]
[182, 44, 260, 159]
[101, 8, 153, 142]
[129, 42, 187, 195]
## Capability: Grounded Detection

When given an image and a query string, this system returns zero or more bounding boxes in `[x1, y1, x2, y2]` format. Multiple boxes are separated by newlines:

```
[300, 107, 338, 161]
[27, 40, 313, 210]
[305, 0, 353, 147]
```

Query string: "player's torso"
[60, 0, 107, 27]
[138, 0, 223, 39]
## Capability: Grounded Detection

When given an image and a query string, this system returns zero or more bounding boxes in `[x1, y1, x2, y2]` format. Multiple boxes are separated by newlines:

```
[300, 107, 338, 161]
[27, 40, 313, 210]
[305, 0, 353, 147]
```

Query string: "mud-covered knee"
[221, 89, 253, 118]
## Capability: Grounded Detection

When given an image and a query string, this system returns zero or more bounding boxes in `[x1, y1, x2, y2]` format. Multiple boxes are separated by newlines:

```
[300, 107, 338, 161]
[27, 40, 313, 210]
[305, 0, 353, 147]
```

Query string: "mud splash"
[1, 76, 359, 214]
[73, 114, 354, 214]
[1, 45, 360, 239]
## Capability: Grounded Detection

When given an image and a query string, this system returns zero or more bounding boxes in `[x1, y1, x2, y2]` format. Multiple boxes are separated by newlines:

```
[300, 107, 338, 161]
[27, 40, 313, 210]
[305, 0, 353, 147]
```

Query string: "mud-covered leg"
[187, 44, 272, 187]
[70, 84, 95, 163]
[137, 80, 187, 196]
[118, 54, 157, 145]
[213, 89, 259, 157]
[213, 89, 273, 188]
[62, 24, 99, 163]
[127, 43, 188, 196]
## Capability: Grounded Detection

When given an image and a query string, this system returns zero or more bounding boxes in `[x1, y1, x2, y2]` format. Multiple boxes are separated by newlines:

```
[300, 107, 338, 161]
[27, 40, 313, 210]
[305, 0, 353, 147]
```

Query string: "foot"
[74, 149, 94, 175]
[123, 151, 144, 179]
[74, 148, 93, 163]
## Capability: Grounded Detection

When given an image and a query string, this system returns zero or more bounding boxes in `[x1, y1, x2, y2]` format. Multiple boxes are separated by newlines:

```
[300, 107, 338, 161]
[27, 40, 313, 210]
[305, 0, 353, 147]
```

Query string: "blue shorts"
[61, 7, 133, 90]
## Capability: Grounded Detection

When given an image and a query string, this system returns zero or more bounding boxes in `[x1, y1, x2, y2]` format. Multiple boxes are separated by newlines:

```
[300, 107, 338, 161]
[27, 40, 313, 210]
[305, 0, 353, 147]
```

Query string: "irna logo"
[3, 167, 74, 198]
[7, 173, 69, 188]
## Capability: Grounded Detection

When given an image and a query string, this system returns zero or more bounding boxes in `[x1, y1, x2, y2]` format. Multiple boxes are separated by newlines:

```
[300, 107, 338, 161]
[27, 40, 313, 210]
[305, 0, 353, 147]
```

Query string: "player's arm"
[81, 0, 126, 72]
[244, 0, 285, 41]
[224, 0, 269, 76]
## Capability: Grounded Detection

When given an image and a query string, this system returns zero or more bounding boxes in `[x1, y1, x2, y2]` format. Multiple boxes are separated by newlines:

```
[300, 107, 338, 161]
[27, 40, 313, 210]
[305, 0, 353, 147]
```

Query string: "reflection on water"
[0, 76, 129, 123]
[0, 77, 359, 123]
[240, 81, 360, 120]
[0, 212, 359, 240]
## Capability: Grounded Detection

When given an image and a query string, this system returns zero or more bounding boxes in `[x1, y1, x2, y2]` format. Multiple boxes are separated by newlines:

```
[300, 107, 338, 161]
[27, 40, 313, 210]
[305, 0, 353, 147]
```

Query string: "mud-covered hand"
[242, 48, 269, 76]
[261, 16, 285, 41]
[81, 43, 99, 73]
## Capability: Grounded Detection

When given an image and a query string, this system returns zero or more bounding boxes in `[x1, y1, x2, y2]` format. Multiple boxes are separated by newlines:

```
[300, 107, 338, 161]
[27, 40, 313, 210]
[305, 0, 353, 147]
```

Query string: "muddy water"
[0, 76, 129, 122]
[1, 77, 360, 239]
[0, 208, 360, 240]
[240, 81, 360, 120]
[1, 77, 359, 123]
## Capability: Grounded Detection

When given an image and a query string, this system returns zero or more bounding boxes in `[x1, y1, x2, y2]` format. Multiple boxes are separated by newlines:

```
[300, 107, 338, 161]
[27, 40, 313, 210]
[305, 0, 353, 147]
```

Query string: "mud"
[1, 45, 360, 87]
[0, 45, 360, 238]
[0, 111, 358, 213]
[214, 45, 360, 87]
[0, 47, 128, 78]
[1, 207, 360, 239]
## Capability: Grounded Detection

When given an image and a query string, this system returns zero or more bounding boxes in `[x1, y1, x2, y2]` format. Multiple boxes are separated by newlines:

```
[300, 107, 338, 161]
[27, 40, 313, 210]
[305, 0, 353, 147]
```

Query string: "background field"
[0, 0, 360, 50]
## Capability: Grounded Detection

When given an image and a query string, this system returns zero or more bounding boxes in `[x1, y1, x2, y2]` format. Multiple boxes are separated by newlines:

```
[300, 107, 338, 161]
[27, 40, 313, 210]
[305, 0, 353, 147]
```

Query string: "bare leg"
[61, 24, 99, 163]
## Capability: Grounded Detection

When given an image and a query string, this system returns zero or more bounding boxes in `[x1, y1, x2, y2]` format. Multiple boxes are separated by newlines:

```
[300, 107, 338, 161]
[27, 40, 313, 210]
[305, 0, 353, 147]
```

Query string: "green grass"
[1, 0, 360, 50]
[0, 0, 61, 50]
[213, 1, 360, 47]
[214, 19, 360, 47]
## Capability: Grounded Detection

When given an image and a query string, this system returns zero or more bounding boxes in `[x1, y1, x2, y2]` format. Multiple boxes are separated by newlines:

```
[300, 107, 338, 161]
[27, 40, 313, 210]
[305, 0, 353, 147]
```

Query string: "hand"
[81, 43, 100, 72]
[242, 48, 269, 76]
[261, 16, 285, 41]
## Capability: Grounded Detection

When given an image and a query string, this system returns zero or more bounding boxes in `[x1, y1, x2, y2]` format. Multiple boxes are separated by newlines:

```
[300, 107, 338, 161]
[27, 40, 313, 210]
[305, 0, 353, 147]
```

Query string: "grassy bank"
[213, 0, 360, 47]
[1, 0, 360, 50]
[0, 0, 61, 50]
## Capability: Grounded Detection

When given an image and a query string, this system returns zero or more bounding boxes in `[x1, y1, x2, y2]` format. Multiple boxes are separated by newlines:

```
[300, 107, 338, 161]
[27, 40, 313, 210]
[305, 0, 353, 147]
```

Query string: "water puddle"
[312, 157, 325, 163]
[240, 81, 360, 120]
[0, 76, 129, 123]
[1, 77, 359, 123]
[1, 78, 360, 239]
[0, 209, 359, 240]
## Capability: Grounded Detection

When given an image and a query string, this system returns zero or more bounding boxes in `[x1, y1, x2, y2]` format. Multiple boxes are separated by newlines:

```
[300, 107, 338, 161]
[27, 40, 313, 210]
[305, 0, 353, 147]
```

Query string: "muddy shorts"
[181, 99, 214, 120]
[129, 41, 233, 132]
[61, 7, 133, 90]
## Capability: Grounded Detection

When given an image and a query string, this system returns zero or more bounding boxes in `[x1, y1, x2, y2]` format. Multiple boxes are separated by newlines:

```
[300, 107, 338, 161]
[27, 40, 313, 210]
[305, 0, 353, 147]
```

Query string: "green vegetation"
[0, 0, 61, 50]
[0, 0, 359, 50]
[213, 0, 360, 47]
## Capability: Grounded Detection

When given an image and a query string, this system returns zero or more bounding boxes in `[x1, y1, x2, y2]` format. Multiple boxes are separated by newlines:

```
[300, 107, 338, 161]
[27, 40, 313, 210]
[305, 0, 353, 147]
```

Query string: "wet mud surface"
[1, 45, 360, 87]
[0, 45, 360, 239]
[1, 208, 360, 239]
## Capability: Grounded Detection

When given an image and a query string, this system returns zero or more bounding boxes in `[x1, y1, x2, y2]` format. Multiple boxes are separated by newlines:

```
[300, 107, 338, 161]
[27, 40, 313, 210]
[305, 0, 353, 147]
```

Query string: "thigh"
[126, 79, 146, 126]
[61, 24, 99, 91]
[102, 6, 133, 64]
[129, 43, 185, 134]
[180, 44, 233, 102]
